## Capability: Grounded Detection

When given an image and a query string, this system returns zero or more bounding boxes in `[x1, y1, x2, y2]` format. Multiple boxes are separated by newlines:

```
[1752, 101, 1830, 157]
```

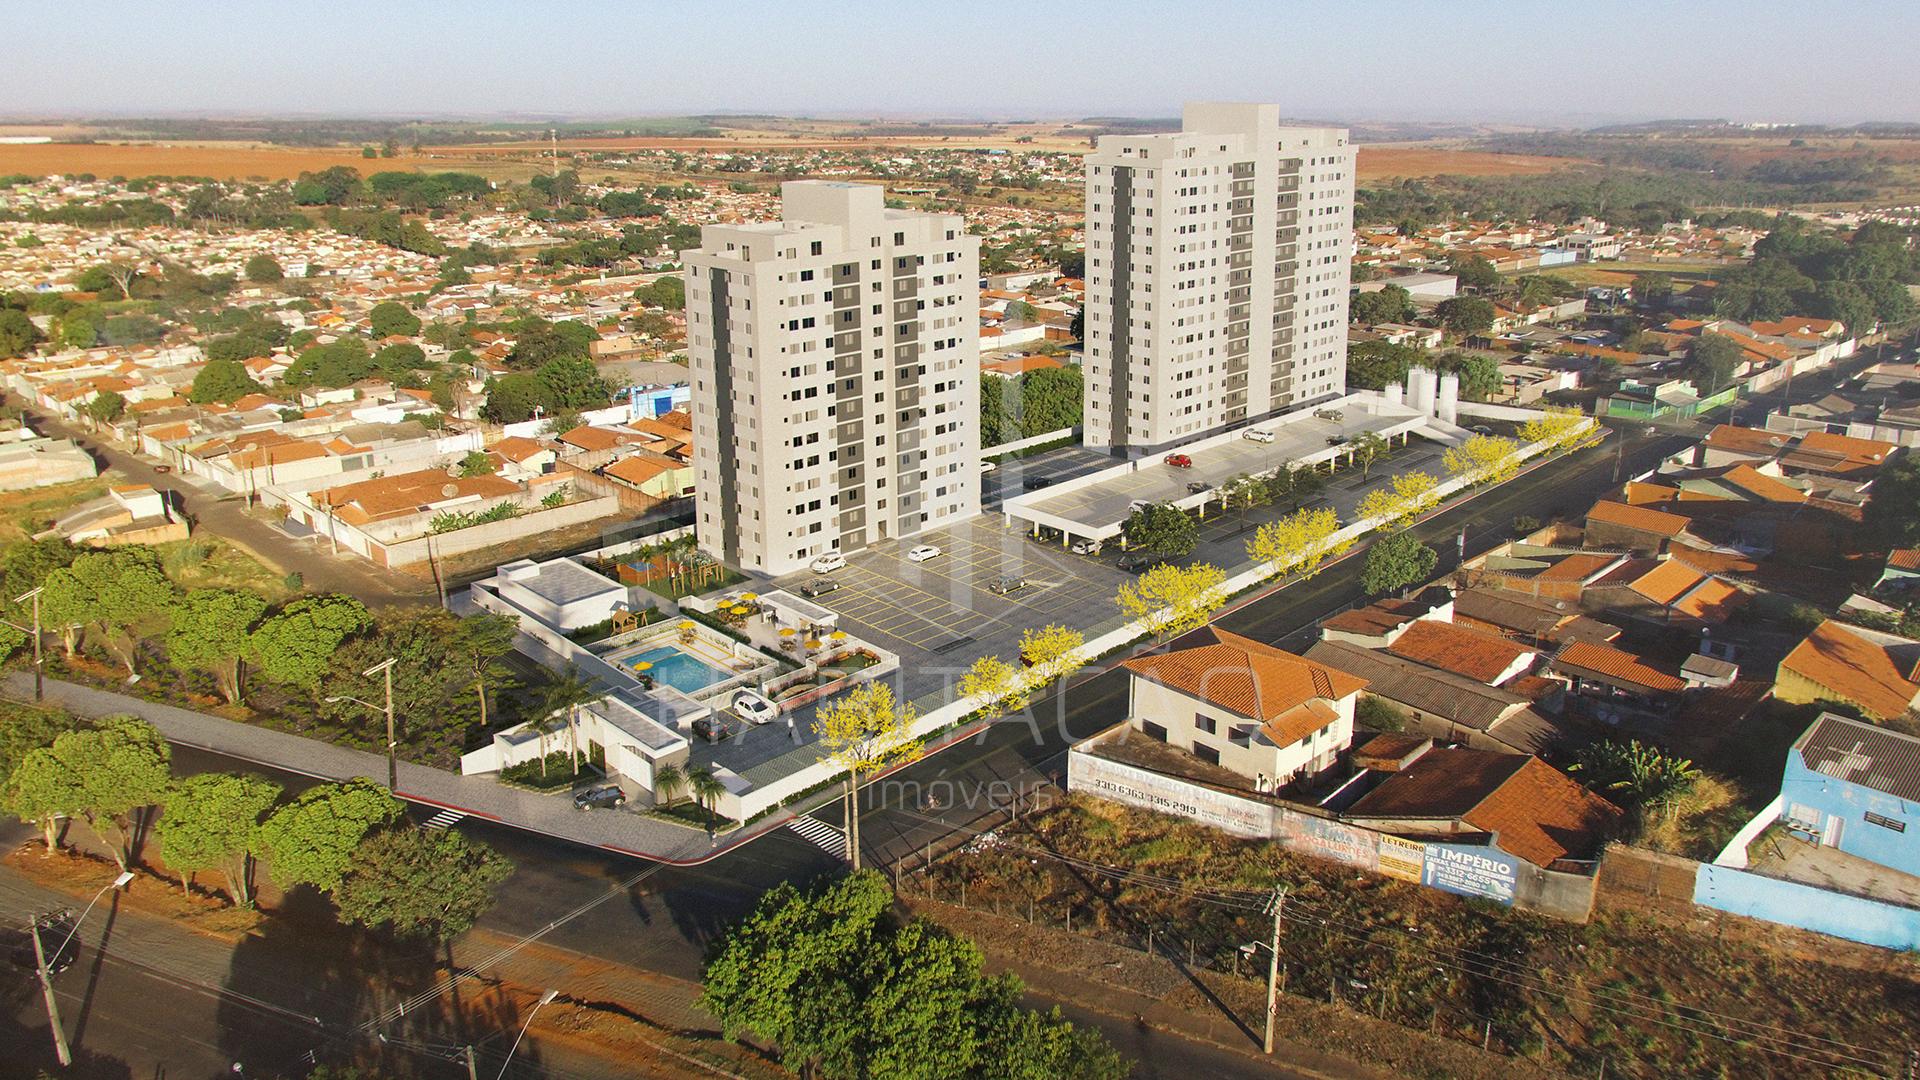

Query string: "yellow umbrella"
[804, 638, 822, 649]
[631, 661, 652, 672]
[730, 605, 749, 616]
[779, 627, 797, 638]
[829, 630, 847, 640]
[740, 593, 759, 602]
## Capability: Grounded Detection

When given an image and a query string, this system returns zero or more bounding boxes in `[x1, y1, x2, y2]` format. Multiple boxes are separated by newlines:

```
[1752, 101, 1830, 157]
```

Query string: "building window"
[1195, 713, 1216, 735]
[1194, 744, 1220, 767]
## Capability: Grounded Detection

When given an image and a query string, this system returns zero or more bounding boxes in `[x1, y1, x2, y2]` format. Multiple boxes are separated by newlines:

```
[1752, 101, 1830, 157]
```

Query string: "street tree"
[1357, 470, 1440, 530]
[256, 778, 403, 892]
[1686, 333, 1743, 394]
[1122, 502, 1197, 557]
[40, 548, 178, 676]
[166, 588, 268, 704]
[332, 828, 513, 941]
[813, 682, 922, 870]
[1349, 430, 1389, 479]
[1519, 404, 1589, 449]
[85, 390, 126, 427]
[1246, 507, 1349, 581]
[18, 716, 170, 872]
[248, 594, 374, 693]
[451, 613, 519, 732]
[1360, 532, 1438, 597]
[1115, 562, 1227, 643]
[158, 772, 282, 906]
[1018, 624, 1085, 689]
[958, 655, 1030, 719]
[1442, 433, 1520, 486]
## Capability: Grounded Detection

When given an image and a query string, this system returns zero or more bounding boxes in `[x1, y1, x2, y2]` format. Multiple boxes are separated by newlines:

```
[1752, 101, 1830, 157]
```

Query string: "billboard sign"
[1422, 842, 1518, 904]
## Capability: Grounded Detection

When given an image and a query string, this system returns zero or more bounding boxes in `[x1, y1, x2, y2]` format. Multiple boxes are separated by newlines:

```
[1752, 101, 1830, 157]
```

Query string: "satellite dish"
[441, 484, 458, 498]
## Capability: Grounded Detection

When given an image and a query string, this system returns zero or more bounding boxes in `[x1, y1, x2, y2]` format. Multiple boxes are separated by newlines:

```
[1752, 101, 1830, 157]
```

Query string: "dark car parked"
[573, 784, 628, 810]
[799, 578, 842, 598]
[1117, 552, 1168, 574]
[693, 716, 741, 743]
[1022, 475, 1054, 490]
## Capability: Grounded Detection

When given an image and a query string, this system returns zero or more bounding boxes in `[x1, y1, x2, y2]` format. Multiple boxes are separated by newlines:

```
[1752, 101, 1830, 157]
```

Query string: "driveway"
[13, 397, 433, 609]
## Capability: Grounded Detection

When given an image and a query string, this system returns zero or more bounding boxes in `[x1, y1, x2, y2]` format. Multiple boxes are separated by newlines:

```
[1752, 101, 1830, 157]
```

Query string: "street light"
[493, 988, 560, 1080]
[1, 586, 44, 701]
[325, 657, 398, 790]
[32, 870, 134, 1066]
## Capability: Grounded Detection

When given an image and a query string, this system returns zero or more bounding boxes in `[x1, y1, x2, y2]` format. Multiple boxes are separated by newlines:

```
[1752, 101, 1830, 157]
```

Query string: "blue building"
[1779, 713, 1920, 878]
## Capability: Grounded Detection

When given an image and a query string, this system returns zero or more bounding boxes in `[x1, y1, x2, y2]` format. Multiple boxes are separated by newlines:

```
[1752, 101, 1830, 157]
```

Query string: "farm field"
[0, 131, 1585, 185]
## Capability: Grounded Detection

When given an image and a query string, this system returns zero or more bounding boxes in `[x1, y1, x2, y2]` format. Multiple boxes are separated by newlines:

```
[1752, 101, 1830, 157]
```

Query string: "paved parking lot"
[772, 516, 1128, 689]
[982, 445, 1116, 506]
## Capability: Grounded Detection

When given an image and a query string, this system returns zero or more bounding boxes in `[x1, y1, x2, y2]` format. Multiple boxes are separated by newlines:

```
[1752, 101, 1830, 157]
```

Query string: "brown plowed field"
[0, 137, 1583, 183]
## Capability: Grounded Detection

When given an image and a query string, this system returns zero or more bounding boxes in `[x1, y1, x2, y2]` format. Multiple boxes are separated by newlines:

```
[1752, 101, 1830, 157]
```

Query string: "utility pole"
[462, 1044, 480, 1080]
[1264, 885, 1287, 1055]
[375, 658, 397, 791]
[30, 914, 71, 1066]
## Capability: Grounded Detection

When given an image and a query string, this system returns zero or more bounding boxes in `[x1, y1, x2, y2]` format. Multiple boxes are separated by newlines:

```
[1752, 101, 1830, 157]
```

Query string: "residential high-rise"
[683, 181, 981, 576]
[1081, 102, 1355, 455]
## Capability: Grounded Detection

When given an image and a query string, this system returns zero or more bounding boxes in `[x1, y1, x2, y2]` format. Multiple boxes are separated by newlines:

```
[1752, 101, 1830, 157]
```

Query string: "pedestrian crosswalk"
[422, 808, 466, 830]
[787, 814, 845, 857]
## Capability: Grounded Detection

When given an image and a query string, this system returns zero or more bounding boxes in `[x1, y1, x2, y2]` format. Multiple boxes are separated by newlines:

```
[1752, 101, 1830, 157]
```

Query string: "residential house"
[1583, 500, 1697, 556]
[1775, 619, 1920, 725]
[41, 484, 187, 547]
[1304, 638, 1568, 755]
[1121, 627, 1367, 787]
[1776, 713, 1920, 877]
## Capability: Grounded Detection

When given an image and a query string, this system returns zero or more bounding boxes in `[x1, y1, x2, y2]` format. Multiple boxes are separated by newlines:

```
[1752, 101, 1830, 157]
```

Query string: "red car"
[1164, 453, 1193, 468]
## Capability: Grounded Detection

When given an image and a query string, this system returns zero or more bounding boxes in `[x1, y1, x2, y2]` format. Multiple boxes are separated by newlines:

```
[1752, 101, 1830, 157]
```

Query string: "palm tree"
[632, 541, 659, 583]
[653, 761, 687, 808]
[687, 767, 725, 833]
[540, 665, 602, 776]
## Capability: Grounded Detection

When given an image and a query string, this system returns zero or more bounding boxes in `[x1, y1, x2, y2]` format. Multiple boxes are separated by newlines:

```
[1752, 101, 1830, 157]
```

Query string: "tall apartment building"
[682, 181, 981, 576]
[1081, 102, 1355, 455]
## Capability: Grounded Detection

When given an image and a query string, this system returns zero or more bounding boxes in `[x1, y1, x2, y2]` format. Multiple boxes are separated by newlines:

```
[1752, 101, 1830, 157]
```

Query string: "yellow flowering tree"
[812, 681, 922, 870]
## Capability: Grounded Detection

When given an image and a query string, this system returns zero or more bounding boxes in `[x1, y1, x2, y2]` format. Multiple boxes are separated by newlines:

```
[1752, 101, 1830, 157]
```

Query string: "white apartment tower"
[683, 181, 981, 576]
[1082, 103, 1355, 455]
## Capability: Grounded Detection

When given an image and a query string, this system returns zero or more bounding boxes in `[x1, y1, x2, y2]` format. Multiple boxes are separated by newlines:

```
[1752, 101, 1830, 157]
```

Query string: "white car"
[980, 460, 998, 473]
[905, 544, 942, 563]
[1243, 428, 1275, 444]
[810, 552, 847, 573]
[731, 689, 779, 725]
[1070, 538, 1100, 556]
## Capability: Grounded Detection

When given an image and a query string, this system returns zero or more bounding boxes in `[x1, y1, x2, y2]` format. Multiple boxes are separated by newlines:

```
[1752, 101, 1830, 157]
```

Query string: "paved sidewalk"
[4, 673, 784, 864]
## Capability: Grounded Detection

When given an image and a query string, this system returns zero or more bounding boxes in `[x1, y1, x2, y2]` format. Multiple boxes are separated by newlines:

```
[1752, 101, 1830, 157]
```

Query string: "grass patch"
[0, 478, 109, 543]
[636, 566, 747, 600]
[156, 536, 294, 600]
[647, 800, 738, 832]
[498, 744, 604, 791]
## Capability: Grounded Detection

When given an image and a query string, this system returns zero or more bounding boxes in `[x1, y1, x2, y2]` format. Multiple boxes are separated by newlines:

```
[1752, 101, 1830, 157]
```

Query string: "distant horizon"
[11, 0, 1920, 127]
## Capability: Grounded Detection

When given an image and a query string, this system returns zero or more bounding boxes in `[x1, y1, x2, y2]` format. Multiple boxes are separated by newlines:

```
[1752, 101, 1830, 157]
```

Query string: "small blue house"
[1779, 713, 1920, 878]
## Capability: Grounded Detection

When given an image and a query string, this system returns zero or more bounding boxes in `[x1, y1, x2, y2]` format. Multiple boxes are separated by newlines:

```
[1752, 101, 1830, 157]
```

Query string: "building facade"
[683, 182, 981, 574]
[1081, 102, 1355, 456]
[1779, 713, 1920, 878]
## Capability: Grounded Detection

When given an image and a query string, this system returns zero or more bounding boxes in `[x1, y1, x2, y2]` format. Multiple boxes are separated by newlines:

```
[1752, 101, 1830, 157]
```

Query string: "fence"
[1693, 864, 1920, 951]
[367, 494, 624, 568]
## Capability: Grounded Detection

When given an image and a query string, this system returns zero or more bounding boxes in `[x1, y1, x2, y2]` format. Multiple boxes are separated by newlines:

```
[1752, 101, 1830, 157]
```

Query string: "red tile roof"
[1586, 500, 1690, 538]
[1123, 627, 1367, 722]
[1386, 620, 1533, 684]
[1554, 642, 1687, 694]
[1346, 749, 1624, 866]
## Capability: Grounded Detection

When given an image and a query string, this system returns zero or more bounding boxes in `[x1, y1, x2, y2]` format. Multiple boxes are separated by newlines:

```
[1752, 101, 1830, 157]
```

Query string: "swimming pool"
[627, 645, 729, 695]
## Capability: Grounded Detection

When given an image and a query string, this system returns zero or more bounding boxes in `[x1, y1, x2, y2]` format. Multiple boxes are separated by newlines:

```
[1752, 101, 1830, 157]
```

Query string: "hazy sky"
[9, 1, 1917, 127]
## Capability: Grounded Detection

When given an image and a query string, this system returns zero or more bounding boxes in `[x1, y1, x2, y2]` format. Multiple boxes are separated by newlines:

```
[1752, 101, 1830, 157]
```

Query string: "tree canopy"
[1360, 532, 1438, 597]
[256, 778, 402, 891]
[189, 357, 265, 404]
[332, 827, 513, 941]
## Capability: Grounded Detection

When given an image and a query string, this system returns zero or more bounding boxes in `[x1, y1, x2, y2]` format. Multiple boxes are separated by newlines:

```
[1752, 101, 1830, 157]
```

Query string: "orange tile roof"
[1673, 577, 1745, 621]
[1554, 641, 1687, 694]
[1261, 698, 1340, 749]
[1386, 620, 1533, 684]
[1346, 749, 1623, 866]
[491, 436, 550, 463]
[559, 425, 649, 452]
[1537, 552, 1620, 582]
[1718, 463, 1806, 503]
[1702, 424, 1789, 457]
[1586, 500, 1690, 538]
[1888, 549, 1920, 571]
[1627, 560, 1702, 606]
[1779, 620, 1920, 722]
[1122, 627, 1367, 722]
[981, 354, 1066, 376]
[1794, 430, 1896, 473]
[603, 453, 681, 486]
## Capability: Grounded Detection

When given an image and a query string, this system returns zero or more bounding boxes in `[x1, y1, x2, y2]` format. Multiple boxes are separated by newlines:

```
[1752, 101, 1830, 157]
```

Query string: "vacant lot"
[1358, 146, 1582, 180]
[0, 141, 450, 181]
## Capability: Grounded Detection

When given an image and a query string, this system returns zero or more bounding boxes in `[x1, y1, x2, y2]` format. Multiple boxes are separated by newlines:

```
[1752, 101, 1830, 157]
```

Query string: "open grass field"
[1358, 145, 1579, 180]
[0, 141, 450, 181]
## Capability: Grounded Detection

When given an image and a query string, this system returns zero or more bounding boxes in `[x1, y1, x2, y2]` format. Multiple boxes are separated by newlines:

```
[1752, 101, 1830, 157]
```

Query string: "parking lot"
[982, 444, 1116, 506]
[772, 515, 1128, 688]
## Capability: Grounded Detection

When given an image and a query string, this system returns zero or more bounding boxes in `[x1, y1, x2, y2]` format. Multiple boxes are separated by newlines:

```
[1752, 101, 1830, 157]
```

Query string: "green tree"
[248, 594, 374, 693]
[55, 309, 98, 350]
[256, 778, 402, 892]
[1349, 430, 1389, 479]
[166, 588, 268, 704]
[1514, 275, 1556, 309]
[1360, 532, 1438, 597]
[1017, 365, 1084, 435]
[86, 390, 126, 426]
[1685, 333, 1742, 394]
[245, 254, 284, 284]
[979, 374, 1015, 447]
[189, 358, 265, 404]
[368, 301, 422, 338]
[1866, 456, 1920, 548]
[159, 772, 281, 906]
[813, 682, 922, 870]
[1436, 296, 1497, 336]
[456, 450, 497, 478]
[40, 548, 178, 676]
[1572, 738, 1700, 831]
[1433, 352, 1503, 402]
[1633, 271, 1673, 307]
[1351, 284, 1412, 325]
[635, 276, 686, 310]
[451, 613, 519, 733]
[332, 828, 513, 941]
[1122, 502, 1197, 557]
[1344, 339, 1423, 391]
[1449, 254, 1498, 291]
[0, 308, 42, 358]
[21, 716, 170, 871]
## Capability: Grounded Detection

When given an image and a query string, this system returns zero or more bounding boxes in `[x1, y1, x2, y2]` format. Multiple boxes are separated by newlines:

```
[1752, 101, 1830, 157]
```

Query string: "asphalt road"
[11, 398, 435, 609]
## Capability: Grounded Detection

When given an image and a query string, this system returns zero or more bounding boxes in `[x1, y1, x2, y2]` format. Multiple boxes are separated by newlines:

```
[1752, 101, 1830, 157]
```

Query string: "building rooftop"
[1797, 712, 1920, 803]
[1779, 620, 1920, 722]
[1123, 627, 1366, 723]
[1385, 620, 1533, 684]
[498, 557, 625, 607]
[1345, 748, 1624, 866]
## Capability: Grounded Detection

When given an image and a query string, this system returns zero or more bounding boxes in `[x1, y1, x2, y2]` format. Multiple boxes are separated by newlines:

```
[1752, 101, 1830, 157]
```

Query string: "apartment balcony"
[1223, 372, 1249, 392]
[1226, 338, 1249, 357]
[1227, 303, 1250, 322]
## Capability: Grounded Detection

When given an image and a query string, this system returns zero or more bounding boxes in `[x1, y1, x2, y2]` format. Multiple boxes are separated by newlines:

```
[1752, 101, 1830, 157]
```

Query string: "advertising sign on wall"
[1422, 842, 1518, 904]
[1070, 752, 1273, 839]
[1378, 834, 1426, 883]
[1276, 812, 1380, 873]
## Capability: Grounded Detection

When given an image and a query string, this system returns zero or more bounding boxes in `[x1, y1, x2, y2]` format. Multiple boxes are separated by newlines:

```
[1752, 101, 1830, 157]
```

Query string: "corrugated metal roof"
[1797, 713, 1920, 803]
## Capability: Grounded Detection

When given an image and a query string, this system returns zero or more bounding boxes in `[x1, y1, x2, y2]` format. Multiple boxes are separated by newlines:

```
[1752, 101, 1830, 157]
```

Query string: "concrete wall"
[367, 495, 623, 568]
[1693, 864, 1920, 950]
[986, 425, 1078, 455]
